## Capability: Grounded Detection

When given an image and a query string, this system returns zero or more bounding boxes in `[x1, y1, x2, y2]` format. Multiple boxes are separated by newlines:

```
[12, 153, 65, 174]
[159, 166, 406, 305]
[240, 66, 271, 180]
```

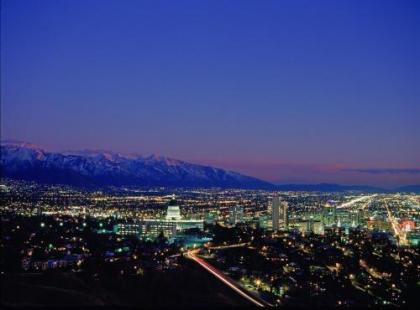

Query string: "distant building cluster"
[114, 195, 204, 241]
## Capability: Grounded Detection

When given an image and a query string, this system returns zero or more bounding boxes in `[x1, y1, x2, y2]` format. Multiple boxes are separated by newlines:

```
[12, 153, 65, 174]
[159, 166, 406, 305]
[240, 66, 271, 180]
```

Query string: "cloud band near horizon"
[342, 168, 420, 175]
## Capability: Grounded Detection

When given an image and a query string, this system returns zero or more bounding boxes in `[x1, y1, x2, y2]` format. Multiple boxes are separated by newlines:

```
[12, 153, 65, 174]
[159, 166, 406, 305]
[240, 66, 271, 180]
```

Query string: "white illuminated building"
[166, 194, 182, 220]
[115, 194, 204, 239]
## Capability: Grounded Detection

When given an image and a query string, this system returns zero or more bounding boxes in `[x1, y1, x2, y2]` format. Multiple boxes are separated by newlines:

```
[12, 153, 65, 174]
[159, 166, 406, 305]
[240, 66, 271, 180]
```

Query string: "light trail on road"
[207, 243, 249, 250]
[337, 195, 376, 209]
[186, 250, 269, 307]
[384, 201, 408, 246]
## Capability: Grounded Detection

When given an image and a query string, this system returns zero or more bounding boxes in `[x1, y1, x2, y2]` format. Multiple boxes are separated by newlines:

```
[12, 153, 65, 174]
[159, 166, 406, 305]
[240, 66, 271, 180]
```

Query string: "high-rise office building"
[323, 200, 337, 226]
[357, 209, 364, 227]
[205, 210, 218, 224]
[282, 201, 289, 229]
[319, 221, 325, 235]
[229, 205, 244, 225]
[272, 196, 280, 231]
[272, 197, 289, 231]
[258, 215, 269, 229]
[307, 215, 314, 233]
[332, 202, 337, 224]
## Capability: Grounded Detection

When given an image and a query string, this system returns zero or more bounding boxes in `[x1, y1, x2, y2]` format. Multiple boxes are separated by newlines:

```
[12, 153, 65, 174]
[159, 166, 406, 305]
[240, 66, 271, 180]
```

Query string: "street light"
[255, 279, 262, 289]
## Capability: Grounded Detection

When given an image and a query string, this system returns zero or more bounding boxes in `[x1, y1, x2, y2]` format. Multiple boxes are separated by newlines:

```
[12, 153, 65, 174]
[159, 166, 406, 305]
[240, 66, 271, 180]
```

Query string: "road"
[384, 201, 408, 246]
[186, 249, 271, 307]
[207, 242, 250, 250]
[337, 195, 376, 209]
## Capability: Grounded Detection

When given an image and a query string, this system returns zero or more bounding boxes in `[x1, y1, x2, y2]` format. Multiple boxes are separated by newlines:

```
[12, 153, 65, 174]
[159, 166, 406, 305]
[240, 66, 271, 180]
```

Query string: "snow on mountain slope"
[0, 142, 273, 189]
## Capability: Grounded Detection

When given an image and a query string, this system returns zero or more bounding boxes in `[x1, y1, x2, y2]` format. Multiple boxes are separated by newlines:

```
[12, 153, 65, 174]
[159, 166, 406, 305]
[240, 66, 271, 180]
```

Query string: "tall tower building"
[307, 215, 314, 233]
[357, 209, 363, 227]
[229, 205, 244, 225]
[333, 203, 337, 224]
[272, 196, 280, 231]
[281, 201, 289, 229]
[324, 200, 337, 226]
[319, 221, 325, 235]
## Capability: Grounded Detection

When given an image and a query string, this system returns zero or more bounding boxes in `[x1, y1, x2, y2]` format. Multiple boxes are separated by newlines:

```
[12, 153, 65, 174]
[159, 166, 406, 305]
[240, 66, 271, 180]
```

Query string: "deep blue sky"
[1, 0, 419, 186]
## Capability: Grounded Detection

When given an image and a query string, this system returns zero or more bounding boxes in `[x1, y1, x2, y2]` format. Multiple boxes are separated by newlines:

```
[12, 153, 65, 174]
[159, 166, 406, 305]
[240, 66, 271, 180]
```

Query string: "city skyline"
[2, 0, 419, 186]
[1, 1, 419, 307]
[2, 179, 419, 307]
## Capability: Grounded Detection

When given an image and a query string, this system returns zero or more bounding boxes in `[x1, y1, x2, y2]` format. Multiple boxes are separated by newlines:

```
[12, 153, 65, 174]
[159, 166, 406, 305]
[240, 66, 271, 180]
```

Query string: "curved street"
[186, 249, 272, 307]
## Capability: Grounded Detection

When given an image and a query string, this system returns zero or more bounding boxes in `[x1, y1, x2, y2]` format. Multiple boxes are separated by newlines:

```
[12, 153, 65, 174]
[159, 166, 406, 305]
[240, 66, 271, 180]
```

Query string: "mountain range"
[0, 141, 272, 189]
[1, 141, 419, 193]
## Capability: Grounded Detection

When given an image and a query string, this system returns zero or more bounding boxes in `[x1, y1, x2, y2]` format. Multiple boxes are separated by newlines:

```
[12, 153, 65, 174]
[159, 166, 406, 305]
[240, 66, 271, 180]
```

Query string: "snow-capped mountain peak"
[0, 142, 273, 189]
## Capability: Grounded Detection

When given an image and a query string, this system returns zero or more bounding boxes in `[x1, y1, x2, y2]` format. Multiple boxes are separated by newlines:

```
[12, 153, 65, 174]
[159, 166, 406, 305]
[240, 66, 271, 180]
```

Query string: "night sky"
[1, 0, 419, 187]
